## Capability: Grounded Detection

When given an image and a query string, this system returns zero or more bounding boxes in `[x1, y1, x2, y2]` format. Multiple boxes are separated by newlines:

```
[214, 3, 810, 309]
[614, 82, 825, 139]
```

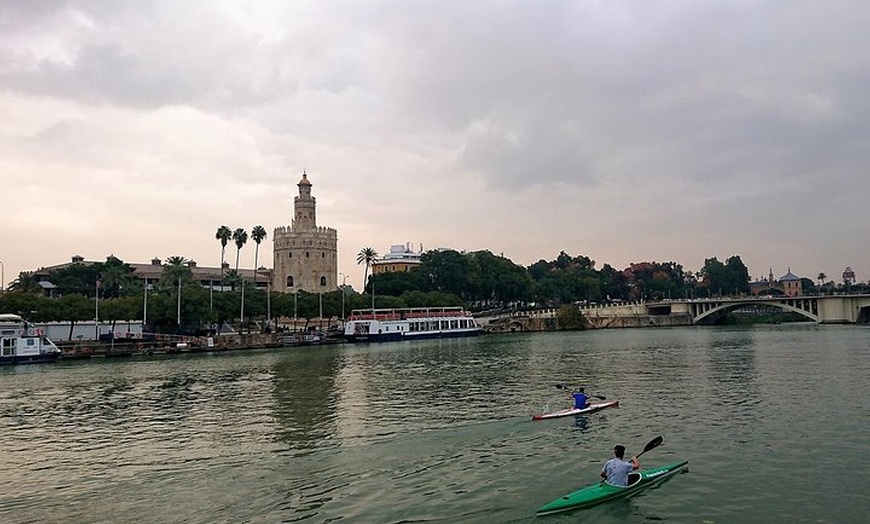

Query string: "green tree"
[100, 296, 141, 336]
[699, 255, 750, 297]
[725, 256, 750, 295]
[98, 256, 136, 298]
[0, 291, 51, 320]
[223, 269, 242, 292]
[369, 270, 425, 297]
[556, 304, 585, 330]
[50, 263, 100, 297]
[56, 294, 95, 341]
[466, 250, 533, 304]
[420, 249, 469, 298]
[7, 272, 42, 293]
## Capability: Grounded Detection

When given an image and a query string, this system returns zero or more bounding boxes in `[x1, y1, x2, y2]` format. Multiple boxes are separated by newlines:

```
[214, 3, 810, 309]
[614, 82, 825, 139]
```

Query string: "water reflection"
[704, 331, 761, 423]
[573, 415, 589, 432]
[271, 348, 341, 450]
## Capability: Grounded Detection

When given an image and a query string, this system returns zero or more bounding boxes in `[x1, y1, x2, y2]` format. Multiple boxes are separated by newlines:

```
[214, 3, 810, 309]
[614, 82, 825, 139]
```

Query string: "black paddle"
[635, 435, 664, 459]
[554, 383, 606, 400]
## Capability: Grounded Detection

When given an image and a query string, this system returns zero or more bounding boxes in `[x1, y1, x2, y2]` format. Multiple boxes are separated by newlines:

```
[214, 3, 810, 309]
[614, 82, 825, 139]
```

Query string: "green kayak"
[536, 460, 689, 516]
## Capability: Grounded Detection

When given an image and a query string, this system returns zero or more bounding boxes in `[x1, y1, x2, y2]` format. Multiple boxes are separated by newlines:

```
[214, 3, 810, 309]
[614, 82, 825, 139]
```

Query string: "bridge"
[657, 294, 870, 324]
[476, 294, 870, 332]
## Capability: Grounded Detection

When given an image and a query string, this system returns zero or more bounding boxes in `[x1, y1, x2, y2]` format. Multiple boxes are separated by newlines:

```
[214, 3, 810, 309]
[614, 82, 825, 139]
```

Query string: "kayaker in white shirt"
[600, 444, 640, 487]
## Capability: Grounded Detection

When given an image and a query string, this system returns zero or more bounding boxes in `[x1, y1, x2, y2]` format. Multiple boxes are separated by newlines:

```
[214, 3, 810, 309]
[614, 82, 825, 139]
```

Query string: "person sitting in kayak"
[572, 388, 590, 409]
[600, 444, 640, 487]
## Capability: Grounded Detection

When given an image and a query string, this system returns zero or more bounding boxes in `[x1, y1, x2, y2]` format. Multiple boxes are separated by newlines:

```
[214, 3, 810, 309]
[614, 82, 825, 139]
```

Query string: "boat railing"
[348, 308, 472, 321]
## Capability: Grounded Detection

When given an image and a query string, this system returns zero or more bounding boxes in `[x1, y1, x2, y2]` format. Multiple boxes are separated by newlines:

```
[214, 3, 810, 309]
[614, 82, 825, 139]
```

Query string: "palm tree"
[163, 256, 189, 328]
[817, 272, 827, 294]
[357, 247, 378, 288]
[232, 228, 248, 332]
[357, 247, 378, 309]
[251, 225, 268, 332]
[99, 256, 134, 299]
[163, 256, 189, 283]
[232, 228, 248, 272]
[8, 272, 41, 293]
[216, 225, 232, 279]
[251, 225, 267, 284]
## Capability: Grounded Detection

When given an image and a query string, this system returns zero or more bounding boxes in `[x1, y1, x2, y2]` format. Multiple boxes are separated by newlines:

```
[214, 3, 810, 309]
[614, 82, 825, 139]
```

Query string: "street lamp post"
[209, 277, 213, 322]
[95, 279, 100, 340]
[266, 274, 272, 333]
[340, 273, 346, 320]
[176, 276, 182, 328]
[143, 278, 148, 326]
[240, 276, 246, 334]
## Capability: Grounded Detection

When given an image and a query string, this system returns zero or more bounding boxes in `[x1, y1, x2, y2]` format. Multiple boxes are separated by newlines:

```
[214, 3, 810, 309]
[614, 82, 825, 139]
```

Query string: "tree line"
[2, 244, 864, 337]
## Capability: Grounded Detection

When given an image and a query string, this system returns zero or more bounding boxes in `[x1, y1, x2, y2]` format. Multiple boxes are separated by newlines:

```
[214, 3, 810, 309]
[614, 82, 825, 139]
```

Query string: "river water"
[1, 324, 867, 523]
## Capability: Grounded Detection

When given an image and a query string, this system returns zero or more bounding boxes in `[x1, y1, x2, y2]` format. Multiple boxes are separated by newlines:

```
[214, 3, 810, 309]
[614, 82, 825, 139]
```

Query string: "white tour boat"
[0, 313, 63, 365]
[344, 307, 482, 342]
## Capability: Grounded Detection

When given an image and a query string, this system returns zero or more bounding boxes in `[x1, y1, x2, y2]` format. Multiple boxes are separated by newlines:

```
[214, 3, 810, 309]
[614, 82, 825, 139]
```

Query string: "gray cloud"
[1, 0, 868, 285]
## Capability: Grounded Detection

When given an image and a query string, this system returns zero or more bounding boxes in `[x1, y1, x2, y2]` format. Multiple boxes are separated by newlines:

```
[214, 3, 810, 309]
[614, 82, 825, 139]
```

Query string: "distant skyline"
[2, 1, 867, 291]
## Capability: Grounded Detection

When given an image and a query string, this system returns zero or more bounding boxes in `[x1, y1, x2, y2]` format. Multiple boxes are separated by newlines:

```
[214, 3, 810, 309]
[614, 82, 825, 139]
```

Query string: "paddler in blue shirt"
[572, 387, 590, 409]
[600, 444, 640, 487]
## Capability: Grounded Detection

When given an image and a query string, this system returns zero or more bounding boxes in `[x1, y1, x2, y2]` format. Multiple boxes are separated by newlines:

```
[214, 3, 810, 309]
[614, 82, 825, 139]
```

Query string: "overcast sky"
[2, 0, 867, 291]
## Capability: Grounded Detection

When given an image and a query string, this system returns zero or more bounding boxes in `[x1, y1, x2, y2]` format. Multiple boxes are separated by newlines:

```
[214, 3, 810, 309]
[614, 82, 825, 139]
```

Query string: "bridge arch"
[692, 299, 819, 324]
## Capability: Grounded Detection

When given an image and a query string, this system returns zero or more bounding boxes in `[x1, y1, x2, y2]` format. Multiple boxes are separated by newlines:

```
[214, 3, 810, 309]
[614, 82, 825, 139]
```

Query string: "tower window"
[321, 252, 325, 258]
[288, 252, 293, 258]
[320, 276, 327, 286]
[306, 251, 310, 258]
[287, 276, 294, 287]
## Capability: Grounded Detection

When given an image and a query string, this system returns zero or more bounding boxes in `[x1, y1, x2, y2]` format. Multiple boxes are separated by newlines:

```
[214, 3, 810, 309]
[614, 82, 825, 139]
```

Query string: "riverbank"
[56, 330, 344, 360]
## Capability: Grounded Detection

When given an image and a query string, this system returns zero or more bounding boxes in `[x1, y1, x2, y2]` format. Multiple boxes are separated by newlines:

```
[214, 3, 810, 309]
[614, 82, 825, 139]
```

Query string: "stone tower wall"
[271, 173, 338, 294]
[272, 226, 338, 293]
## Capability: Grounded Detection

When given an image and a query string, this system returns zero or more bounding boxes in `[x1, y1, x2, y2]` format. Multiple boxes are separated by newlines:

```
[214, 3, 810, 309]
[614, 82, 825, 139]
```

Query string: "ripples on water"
[1, 325, 867, 523]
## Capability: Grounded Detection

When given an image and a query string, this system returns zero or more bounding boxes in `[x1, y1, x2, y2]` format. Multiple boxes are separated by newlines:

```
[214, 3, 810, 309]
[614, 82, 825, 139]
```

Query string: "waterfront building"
[372, 243, 423, 275]
[31, 255, 268, 293]
[779, 269, 801, 297]
[843, 266, 856, 285]
[749, 267, 804, 297]
[272, 172, 338, 293]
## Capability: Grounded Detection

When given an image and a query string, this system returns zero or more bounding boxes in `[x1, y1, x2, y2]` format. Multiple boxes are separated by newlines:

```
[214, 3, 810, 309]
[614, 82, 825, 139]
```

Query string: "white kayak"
[532, 400, 620, 421]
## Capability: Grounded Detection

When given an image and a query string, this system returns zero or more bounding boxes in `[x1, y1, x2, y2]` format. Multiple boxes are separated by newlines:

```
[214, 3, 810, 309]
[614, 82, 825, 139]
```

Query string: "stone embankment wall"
[479, 311, 693, 333]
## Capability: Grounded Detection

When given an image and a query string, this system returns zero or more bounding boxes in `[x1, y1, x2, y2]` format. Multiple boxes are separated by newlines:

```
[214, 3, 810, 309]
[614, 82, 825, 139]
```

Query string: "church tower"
[272, 172, 338, 293]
